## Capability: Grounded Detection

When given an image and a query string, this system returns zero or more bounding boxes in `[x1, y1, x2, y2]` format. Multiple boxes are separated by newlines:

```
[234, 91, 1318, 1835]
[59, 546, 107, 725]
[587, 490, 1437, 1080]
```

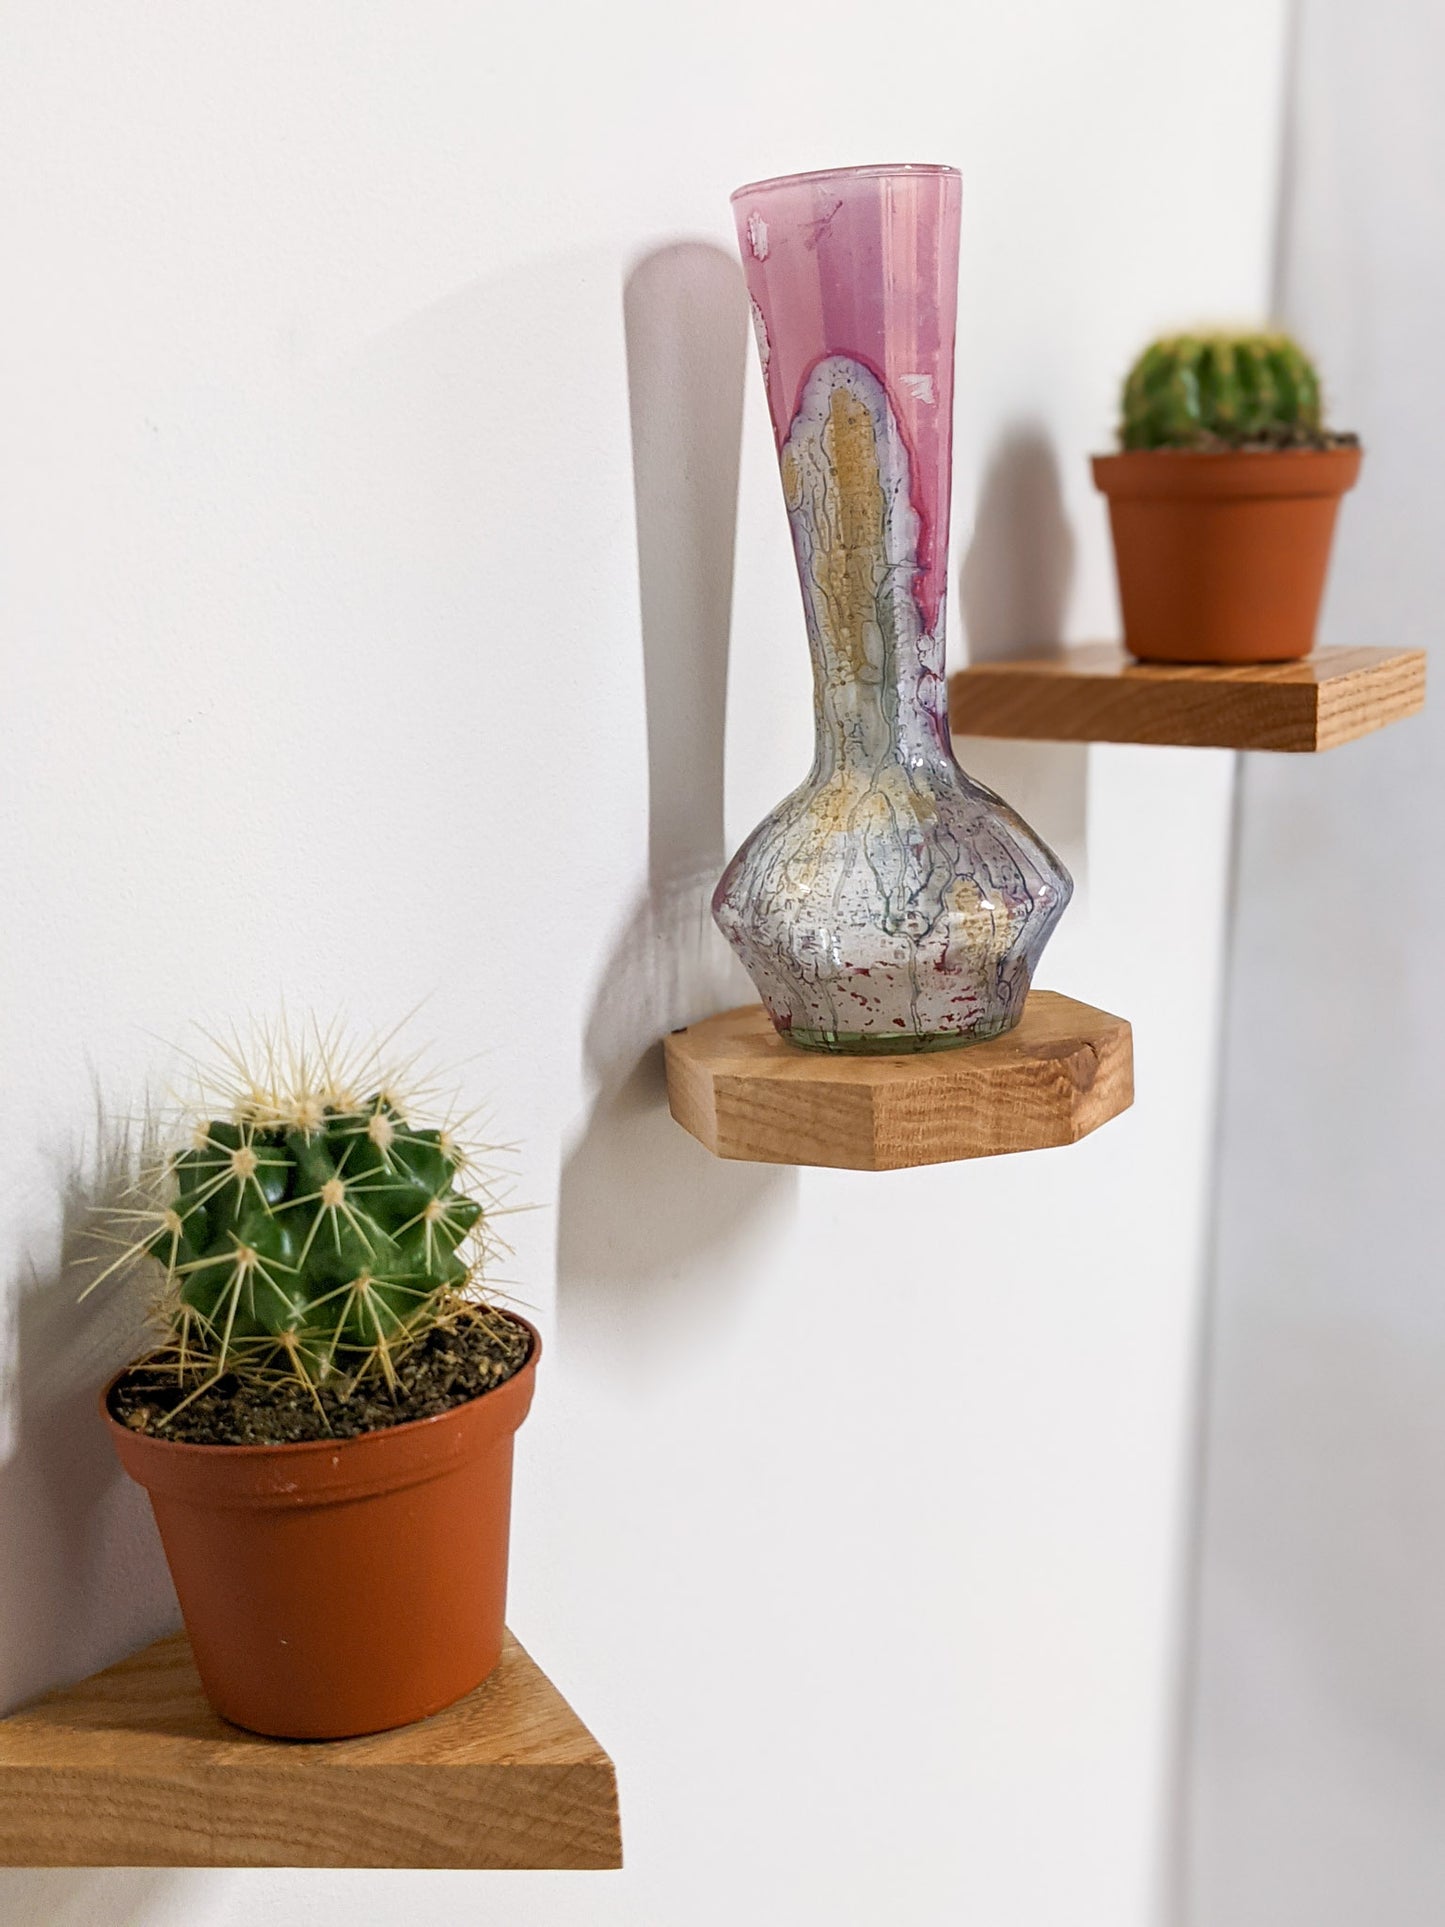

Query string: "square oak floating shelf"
[665, 990, 1132, 1171]
[948, 644, 1425, 752]
[0, 1628, 621, 1870]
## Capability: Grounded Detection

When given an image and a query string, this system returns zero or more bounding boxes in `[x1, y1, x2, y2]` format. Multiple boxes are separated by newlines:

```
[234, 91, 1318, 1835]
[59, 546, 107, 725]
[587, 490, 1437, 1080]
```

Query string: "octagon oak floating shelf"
[948, 643, 1426, 752]
[0, 1629, 621, 1870]
[665, 990, 1132, 1170]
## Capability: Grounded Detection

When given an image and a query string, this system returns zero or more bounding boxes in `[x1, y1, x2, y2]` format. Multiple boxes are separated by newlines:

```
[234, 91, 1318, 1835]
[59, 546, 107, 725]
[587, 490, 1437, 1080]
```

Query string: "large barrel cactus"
[1121, 331, 1325, 450]
[96, 1030, 499, 1393]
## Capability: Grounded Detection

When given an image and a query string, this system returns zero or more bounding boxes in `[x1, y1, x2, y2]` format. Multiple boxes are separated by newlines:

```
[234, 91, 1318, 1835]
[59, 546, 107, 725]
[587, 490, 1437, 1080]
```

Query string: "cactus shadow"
[555, 241, 796, 1359]
[955, 421, 1089, 892]
[0, 1109, 186, 1911]
[0, 1101, 178, 1722]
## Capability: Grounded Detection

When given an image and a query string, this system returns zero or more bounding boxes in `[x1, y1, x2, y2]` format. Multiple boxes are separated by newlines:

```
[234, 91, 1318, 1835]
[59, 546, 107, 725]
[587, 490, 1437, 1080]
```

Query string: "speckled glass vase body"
[715, 164, 1072, 1053]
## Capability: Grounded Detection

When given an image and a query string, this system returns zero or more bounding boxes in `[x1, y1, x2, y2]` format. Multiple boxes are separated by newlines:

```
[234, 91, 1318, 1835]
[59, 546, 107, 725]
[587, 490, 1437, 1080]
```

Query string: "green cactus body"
[1120, 332, 1324, 450]
[141, 1093, 488, 1387]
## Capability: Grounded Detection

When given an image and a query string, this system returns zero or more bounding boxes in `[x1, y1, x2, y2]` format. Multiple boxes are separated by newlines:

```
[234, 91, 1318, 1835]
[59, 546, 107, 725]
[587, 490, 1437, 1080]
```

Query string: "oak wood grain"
[665, 991, 1133, 1170]
[948, 643, 1426, 751]
[0, 1630, 621, 1870]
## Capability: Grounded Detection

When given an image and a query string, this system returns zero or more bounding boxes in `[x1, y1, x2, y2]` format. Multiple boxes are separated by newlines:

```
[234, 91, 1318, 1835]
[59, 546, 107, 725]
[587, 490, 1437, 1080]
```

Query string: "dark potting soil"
[108, 1304, 533, 1446]
[1165, 428, 1361, 452]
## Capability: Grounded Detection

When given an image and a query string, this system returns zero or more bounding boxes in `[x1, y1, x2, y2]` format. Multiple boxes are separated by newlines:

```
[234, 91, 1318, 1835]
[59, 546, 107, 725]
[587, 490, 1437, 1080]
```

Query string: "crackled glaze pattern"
[715, 165, 1071, 1052]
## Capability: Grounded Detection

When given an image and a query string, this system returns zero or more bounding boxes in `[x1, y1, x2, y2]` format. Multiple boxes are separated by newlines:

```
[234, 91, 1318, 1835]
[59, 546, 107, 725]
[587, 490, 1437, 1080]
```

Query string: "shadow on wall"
[556, 243, 796, 1364]
[960, 423, 1076, 666]
[0, 1107, 177, 1720]
[0, 1869, 204, 1925]
[0, 1110, 188, 1921]
[955, 423, 1088, 890]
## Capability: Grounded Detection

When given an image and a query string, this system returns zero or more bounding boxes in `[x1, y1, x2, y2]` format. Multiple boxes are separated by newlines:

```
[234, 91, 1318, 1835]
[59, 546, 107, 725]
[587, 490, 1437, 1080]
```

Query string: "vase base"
[778, 1019, 1016, 1056]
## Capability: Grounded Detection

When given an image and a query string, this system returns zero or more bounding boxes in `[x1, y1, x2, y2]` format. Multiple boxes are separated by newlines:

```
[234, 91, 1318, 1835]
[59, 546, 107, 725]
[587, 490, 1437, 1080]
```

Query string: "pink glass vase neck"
[731, 164, 961, 649]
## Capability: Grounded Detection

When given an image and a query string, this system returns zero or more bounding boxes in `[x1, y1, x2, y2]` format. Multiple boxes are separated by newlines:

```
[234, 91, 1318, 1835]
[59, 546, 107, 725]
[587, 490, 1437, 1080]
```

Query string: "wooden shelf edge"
[0, 1629, 622, 1870]
[948, 643, 1426, 751]
[665, 990, 1133, 1170]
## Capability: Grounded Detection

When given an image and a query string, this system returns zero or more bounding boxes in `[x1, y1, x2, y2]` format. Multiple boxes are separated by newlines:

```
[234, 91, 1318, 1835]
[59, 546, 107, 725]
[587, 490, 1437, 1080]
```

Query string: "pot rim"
[100, 1308, 541, 1461]
[1092, 444, 1362, 501]
[1093, 443, 1361, 458]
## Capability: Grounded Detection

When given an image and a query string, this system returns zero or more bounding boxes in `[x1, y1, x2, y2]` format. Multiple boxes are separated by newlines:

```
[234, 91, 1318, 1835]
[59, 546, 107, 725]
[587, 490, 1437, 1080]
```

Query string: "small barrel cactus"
[94, 1027, 501, 1397]
[1121, 331, 1325, 450]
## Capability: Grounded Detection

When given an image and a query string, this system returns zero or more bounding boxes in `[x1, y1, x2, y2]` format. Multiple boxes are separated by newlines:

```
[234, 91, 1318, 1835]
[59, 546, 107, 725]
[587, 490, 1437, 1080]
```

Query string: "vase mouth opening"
[731, 162, 960, 201]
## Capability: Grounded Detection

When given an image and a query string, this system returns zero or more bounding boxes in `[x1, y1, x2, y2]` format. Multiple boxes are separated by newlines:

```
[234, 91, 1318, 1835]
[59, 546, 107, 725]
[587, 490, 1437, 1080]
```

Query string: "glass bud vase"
[715, 163, 1072, 1054]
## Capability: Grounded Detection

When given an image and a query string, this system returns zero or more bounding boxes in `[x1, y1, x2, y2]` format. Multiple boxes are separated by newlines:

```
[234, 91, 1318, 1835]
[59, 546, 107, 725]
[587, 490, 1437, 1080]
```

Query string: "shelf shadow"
[0, 1869, 203, 1924]
[556, 242, 796, 1361]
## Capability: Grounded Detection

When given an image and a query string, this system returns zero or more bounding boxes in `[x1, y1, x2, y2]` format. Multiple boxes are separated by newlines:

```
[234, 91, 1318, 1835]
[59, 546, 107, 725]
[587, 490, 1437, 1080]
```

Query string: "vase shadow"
[555, 242, 796, 1360]
[955, 422, 1088, 895]
[960, 423, 1076, 666]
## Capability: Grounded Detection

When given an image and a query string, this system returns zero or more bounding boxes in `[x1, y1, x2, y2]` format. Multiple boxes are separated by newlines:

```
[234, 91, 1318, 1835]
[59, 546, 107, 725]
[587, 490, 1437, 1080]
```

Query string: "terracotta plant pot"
[1092, 446, 1362, 664]
[103, 1316, 539, 1740]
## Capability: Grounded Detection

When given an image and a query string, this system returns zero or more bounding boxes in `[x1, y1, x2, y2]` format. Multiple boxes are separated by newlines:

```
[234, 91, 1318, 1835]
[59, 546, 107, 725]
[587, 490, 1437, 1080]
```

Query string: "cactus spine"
[95, 1025, 502, 1401]
[1120, 331, 1325, 450]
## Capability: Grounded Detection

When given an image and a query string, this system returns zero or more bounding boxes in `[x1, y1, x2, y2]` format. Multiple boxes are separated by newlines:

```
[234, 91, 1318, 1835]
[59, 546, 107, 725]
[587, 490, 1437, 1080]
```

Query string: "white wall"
[0, 4, 1284, 1922]
[1184, 3, 1445, 1922]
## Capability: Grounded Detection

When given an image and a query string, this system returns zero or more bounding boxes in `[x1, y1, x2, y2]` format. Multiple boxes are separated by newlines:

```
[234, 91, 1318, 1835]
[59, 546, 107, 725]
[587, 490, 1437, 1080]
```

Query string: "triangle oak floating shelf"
[665, 991, 1132, 1171]
[948, 644, 1425, 752]
[0, 1629, 621, 1870]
